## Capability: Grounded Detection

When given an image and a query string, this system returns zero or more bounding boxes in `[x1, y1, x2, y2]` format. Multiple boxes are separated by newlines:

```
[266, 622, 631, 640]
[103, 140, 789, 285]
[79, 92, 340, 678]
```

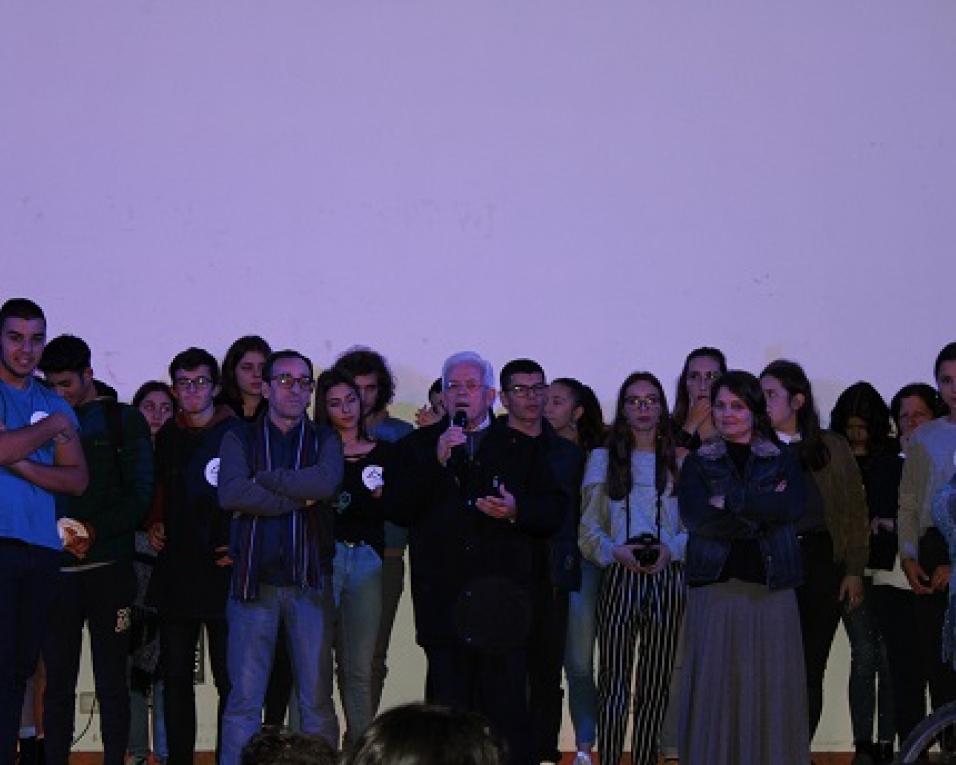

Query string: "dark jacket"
[807, 431, 870, 576]
[59, 397, 154, 567]
[387, 415, 567, 651]
[146, 406, 237, 617]
[678, 436, 806, 590]
[540, 421, 586, 591]
[218, 416, 343, 601]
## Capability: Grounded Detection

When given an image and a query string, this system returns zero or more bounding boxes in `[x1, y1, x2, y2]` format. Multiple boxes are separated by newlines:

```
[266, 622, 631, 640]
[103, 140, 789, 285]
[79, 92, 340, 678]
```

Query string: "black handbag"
[918, 526, 951, 574]
[868, 527, 898, 571]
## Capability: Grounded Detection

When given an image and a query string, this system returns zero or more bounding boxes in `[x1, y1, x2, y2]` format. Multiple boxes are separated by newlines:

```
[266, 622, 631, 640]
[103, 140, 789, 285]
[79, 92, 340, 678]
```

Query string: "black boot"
[874, 740, 893, 764]
[17, 737, 37, 765]
[852, 740, 875, 765]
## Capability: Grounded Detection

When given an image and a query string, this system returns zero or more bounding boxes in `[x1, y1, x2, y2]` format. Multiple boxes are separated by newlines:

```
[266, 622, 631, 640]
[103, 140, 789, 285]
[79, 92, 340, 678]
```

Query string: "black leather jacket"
[678, 436, 806, 590]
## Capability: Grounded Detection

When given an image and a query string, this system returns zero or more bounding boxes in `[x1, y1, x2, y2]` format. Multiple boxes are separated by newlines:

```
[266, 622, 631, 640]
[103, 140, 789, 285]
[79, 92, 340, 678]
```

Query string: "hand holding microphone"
[437, 408, 469, 465]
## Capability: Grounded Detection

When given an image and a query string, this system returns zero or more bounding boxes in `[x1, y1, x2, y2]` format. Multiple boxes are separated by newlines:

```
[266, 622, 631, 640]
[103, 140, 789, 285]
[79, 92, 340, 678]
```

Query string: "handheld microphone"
[450, 408, 469, 465]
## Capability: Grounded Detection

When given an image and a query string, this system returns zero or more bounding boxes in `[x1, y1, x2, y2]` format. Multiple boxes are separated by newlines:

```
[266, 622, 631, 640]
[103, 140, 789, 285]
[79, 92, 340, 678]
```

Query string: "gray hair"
[442, 351, 496, 390]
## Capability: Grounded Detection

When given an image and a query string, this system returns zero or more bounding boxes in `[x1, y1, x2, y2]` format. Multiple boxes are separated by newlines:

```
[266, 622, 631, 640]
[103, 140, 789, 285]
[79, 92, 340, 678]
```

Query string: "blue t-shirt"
[0, 376, 79, 549]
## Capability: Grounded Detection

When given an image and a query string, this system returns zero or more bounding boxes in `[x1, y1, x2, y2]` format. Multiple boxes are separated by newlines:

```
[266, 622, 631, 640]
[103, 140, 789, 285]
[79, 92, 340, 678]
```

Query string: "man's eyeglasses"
[446, 381, 485, 394]
[174, 376, 213, 391]
[272, 374, 315, 392]
[624, 395, 661, 410]
[506, 384, 548, 399]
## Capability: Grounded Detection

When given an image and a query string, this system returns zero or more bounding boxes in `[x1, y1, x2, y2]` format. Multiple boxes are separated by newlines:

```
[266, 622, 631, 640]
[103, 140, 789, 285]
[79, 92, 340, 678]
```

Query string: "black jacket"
[146, 406, 237, 618]
[388, 415, 566, 651]
[539, 421, 586, 592]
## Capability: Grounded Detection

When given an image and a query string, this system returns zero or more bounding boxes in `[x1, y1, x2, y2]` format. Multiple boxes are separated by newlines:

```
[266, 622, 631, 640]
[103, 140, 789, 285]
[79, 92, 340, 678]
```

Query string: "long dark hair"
[220, 335, 272, 405]
[710, 370, 775, 442]
[830, 382, 895, 456]
[672, 347, 727, 428]
[314, 368, 369, 442]
[550, 377, 607, 454]
[606, 372, 677, 500]
[760, 359, 829, 471]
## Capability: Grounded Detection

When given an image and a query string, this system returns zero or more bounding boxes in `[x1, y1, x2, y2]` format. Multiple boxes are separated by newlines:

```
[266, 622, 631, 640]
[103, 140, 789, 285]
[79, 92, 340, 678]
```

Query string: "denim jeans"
[220, 581, 336, 765]
[129, 680, 167, 764]
[370, 551, 404, 714]
[564, 559, 602, 748]
[333, 542, 383, 748]
[0, 540, 59, 765]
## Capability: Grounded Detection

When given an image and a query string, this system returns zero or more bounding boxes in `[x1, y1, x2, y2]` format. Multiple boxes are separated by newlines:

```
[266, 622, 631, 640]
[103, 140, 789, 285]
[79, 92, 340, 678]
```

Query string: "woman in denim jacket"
[677, 370, 807, 765]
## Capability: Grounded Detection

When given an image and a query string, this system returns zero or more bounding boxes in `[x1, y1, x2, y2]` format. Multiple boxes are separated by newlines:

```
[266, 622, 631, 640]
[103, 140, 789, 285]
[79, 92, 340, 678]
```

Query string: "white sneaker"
[572, 752, 593, 765]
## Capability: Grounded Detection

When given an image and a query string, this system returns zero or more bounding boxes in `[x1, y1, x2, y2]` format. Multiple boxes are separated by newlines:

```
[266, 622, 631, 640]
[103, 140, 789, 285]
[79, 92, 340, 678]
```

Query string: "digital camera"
[626, 533, 660, 566]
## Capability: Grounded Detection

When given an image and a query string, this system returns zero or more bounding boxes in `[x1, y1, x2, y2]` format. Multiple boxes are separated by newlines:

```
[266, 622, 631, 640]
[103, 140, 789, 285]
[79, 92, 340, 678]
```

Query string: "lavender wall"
[4, 1, 954, 751]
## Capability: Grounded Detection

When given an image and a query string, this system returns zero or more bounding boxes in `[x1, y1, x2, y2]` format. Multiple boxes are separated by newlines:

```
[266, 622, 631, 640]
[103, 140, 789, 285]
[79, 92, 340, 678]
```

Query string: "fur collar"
[697, 435, 780, 460]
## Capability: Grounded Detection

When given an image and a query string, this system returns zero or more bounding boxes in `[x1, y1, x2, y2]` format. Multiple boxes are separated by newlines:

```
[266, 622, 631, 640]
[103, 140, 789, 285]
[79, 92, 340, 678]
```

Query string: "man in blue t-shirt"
[0, 298, 88, 763]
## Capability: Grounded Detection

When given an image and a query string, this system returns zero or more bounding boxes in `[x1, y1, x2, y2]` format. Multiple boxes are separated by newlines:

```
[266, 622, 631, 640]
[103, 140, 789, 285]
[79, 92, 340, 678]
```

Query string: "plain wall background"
[4, 1, 955, 752]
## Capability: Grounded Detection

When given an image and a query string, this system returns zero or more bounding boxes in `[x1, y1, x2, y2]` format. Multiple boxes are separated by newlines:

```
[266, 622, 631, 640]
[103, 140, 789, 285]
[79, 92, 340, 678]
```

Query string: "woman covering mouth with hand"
[672, 347, 727, 454]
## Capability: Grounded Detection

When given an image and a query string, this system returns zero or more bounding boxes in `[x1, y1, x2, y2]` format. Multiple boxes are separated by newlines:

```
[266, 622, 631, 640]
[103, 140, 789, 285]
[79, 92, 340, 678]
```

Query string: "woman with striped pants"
[578, 371, 687, 765]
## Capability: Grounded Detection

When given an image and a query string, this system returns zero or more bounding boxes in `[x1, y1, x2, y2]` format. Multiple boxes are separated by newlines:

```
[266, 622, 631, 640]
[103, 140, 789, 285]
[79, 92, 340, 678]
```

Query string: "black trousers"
[870, 584, 927, 743]
[0, 540, 59, 765]
[913, 589, 956, 709]
[42, 563, 134, 765]
[527, 585, 569, 763]
[795, 532, 844, 739]
[160, 615, 230, 765]
[425, 645, 532, 765]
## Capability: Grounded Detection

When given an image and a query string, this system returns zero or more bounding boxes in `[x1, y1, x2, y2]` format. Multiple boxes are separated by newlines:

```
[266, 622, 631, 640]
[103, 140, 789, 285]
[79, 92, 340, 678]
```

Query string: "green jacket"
[58, 397, 154, 567]
[810, 431, 870, 576]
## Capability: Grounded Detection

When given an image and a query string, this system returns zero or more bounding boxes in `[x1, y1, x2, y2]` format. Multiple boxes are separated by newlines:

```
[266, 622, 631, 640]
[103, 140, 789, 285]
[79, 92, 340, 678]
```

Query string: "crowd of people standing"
[2, 295, 956, 765]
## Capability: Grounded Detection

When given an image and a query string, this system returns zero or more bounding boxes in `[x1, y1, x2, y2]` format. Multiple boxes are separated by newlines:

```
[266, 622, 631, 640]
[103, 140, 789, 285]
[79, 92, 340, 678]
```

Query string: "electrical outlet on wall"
[78, 692, 98, 714]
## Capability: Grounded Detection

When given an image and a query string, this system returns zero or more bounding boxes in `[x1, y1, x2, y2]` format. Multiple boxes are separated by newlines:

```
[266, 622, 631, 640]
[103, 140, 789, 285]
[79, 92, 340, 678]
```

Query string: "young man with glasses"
[499, 359, 586, 765]
[144, 347, 237, 765]
[386, 351, 566, 765]
[37, 335, 154, 765]
[217, 350, 343, 765]
[0, 299, 88, 763]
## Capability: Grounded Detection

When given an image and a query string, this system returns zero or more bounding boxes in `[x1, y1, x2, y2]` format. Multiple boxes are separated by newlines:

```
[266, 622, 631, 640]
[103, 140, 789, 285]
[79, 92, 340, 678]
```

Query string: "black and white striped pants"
[596, 561, 686, 765]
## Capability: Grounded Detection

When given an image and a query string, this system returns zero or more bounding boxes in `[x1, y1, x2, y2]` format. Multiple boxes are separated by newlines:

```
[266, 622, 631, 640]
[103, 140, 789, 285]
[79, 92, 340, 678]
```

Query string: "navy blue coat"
[678, 436, 806, 590]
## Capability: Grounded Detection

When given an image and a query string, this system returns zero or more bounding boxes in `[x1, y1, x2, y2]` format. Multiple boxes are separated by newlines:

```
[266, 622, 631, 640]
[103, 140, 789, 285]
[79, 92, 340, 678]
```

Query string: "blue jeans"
[332, 542, 383, 747]
[220, 581, 337, 765]
[564, 559, 602, 748]
[129, 680, 167, 764]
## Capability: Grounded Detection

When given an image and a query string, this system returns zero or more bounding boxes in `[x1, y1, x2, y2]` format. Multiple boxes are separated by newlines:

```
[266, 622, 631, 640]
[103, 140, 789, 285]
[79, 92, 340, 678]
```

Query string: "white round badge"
[205, 458, 221, 487]
[362, 465, 384, 492]
[30, 410, 49, 425]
